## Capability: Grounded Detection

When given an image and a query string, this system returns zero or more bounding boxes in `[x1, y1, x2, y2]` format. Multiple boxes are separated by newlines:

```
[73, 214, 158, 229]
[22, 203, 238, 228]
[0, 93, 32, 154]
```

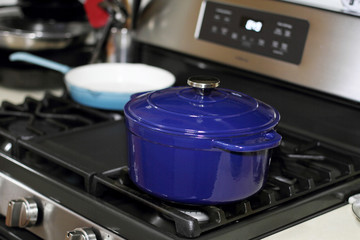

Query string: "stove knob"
[342, 0, 360, 13]
[349, 193, 360, 220]
[65, 227, 98, 240]
[5, 197, 39, 228]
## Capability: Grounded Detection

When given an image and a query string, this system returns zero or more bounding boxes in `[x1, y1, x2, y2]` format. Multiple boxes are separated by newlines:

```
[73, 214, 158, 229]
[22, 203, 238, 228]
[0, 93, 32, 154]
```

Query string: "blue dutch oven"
[124, 76, 282, 205]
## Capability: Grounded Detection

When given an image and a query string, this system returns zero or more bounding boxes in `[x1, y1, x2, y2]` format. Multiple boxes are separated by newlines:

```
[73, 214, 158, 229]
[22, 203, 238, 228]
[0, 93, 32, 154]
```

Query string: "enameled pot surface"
[124, 76, 281, 204]
[125, 76, 280, 139]
[127, 132, 273, 204]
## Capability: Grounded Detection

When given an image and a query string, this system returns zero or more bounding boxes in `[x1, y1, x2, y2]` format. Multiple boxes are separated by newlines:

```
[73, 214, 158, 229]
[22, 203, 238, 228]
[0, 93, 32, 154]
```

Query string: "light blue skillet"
[9, 52, 175, 111]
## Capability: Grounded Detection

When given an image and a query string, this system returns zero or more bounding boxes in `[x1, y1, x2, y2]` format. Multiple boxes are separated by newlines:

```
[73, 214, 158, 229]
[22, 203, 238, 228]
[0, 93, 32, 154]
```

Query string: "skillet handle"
[212, 130, 282, 152]
[9, 52, 71, 74]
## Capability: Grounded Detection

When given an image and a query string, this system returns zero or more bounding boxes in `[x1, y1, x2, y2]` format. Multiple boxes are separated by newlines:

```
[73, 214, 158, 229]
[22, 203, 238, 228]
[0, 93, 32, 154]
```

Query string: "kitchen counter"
[263, 204, 360, 239]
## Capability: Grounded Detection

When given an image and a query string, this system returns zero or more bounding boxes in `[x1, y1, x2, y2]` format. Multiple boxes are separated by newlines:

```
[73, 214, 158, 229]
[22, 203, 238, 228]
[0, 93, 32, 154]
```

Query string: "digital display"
[241, 17, 263, 32]
[197, 1, 309, 64]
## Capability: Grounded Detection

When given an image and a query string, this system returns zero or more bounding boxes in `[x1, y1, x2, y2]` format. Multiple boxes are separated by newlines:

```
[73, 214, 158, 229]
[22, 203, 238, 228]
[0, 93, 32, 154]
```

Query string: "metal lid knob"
[187, 75, 220, 89]
[187, 76, 220, 95]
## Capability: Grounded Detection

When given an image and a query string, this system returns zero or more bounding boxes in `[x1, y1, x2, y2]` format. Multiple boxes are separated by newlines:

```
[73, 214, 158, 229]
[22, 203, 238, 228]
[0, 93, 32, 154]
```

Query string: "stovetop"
[1, 93, 360, 239]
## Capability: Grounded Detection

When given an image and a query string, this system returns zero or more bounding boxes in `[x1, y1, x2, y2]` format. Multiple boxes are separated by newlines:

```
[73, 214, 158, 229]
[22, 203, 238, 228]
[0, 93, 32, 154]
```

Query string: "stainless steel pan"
[0, 16, 91, 51]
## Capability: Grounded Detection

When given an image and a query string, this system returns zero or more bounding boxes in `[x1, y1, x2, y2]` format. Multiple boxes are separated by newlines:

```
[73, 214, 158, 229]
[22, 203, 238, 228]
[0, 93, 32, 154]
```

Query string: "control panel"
[196, 1, 309, 64]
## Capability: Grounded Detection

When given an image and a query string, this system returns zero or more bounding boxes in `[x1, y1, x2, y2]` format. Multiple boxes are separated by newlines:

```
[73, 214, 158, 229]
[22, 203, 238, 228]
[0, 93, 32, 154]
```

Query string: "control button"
[258, 38, 266, 47]
[65, 227, 98, 240]
[274, 28, 283, 36]
[273, 49, 284, 56]
[241, 41, 251, 48]
[272, 40, 279, 48]
[241, 41, 252, 48]
[277, 21, 293, 30]
[220, 27, 229, 36]
[211, 25, 218, 33]
[214, 14, 221, 21]
[284, 30, 292, 38]
[6, 198, 39, 228]
[231, 32, 238, 40]
[223, 16, 231, 23]
[281, 42, 289, 52]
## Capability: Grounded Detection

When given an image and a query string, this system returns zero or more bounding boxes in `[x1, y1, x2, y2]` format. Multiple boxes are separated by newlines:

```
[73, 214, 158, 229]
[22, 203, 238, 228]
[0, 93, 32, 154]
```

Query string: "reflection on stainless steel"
[107, 27, 135, 63]
[65, 227, 98, 240]
[179, 210, 210, 223]
[0, 168, 125, 240]
[280, 0, 344, 13]
[136, 0, 360, 103]
[0, 16, 91, 50]
[187, 76, 220, 89]
[281, 0, 360, 16]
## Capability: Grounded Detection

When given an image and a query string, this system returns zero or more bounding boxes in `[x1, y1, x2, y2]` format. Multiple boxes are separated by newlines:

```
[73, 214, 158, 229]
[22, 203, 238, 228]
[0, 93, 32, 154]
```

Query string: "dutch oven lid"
[125, 76, 280, 138]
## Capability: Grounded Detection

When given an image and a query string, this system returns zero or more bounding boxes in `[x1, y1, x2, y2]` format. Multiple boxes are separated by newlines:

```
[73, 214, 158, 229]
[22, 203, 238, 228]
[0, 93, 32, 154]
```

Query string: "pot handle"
[212, 130, 282, 152]
[9, 52, 71, 74]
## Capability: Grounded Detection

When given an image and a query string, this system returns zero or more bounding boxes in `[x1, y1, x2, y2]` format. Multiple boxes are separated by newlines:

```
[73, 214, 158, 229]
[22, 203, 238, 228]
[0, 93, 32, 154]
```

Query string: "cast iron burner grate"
[1, 95, 360, 239]
[0, 94, 112, 137]
[0, 93, 113, 156]
[91, 132, 360, 238]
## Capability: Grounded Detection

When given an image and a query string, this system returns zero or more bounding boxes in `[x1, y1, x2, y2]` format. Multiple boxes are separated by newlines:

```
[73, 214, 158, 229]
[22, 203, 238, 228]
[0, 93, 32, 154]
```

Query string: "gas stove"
[0, 92, 359, 240]
[1, 0, 360, 239]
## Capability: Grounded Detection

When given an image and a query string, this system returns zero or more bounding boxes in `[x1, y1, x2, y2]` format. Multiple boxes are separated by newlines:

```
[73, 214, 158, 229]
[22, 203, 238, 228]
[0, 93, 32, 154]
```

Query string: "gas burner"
[0, 94, 125, 191]
[0, 94, 113, 140]
[91, 141, 360, 238]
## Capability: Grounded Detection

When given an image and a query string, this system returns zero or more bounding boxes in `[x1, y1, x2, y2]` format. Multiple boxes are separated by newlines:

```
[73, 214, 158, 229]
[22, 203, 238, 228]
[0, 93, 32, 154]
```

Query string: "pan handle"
[212, 130, 282, 152]
[9, 52, 71, 74]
